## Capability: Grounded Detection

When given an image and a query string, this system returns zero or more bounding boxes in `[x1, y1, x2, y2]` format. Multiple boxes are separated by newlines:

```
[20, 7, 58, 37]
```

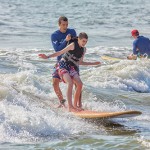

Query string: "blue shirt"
[133, 36, 150, 57]
[51, 28, 77, 61]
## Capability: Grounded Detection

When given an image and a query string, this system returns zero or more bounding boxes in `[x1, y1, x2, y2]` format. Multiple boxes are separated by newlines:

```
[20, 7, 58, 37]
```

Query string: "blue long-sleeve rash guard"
[133, 36, 150, 57]
[51, 28, 77, 61]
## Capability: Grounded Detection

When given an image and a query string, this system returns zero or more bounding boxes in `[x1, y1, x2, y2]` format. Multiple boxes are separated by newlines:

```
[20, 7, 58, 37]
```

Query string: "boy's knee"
[67, 81, 73, 87]
[79, 82, 83, 88]
[77, 81, 83, 89]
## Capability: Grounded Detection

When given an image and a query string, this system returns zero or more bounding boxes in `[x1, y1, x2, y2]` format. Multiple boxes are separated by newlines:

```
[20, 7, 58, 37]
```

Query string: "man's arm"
[51, 34, 68, 52]
[51, 29, 77, 52]
[127, 41, 138, 60]
[71, 29, 77, 38]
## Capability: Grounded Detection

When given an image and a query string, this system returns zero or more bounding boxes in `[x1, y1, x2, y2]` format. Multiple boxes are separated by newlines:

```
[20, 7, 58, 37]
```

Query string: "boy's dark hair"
[78, 32, 88, 39]
[58, 16, 68, 24]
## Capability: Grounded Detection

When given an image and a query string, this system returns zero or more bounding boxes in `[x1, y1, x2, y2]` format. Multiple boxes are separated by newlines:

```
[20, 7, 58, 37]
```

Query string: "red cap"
[131, 29, 139, 36]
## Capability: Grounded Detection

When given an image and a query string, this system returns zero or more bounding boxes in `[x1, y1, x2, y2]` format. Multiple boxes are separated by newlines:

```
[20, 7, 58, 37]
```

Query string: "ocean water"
[0, 0, 150, 149]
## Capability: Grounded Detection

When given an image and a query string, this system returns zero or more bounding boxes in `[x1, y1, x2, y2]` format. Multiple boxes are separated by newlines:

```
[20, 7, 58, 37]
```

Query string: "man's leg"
[52, 78, 66, 107]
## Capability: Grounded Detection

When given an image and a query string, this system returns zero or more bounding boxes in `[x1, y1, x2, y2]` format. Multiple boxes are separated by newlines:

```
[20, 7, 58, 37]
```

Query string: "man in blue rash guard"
[127, 29, 150, 60]
[51, 16, 77, 107]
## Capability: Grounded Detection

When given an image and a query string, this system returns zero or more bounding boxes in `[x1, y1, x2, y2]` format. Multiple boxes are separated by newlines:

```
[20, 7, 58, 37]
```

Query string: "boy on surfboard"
[39, 32, 100, 112]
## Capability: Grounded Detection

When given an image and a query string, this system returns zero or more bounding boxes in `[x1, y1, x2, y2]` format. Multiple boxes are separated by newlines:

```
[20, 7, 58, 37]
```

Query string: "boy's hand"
[95, 61, 101, 65]
[38, 54, 49, 59]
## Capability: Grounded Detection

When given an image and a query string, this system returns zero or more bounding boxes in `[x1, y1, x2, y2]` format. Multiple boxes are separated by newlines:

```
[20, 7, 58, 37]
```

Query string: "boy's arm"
[79, 48, 101, 65]
[79, 61, 101, 65]
[39, 43, 74, 59]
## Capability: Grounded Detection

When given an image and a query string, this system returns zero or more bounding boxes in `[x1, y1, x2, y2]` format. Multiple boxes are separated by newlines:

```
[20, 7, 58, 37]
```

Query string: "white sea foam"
[1, 0, 150, 148]
[0, 46, 149, 148]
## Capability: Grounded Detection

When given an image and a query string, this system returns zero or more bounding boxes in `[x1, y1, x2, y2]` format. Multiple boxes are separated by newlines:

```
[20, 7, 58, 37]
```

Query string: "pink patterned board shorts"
[52, 63, 61, 79]
[57, 60, 79, 83]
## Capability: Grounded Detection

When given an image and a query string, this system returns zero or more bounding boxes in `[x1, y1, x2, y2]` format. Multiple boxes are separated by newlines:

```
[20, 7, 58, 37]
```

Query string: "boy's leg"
[74, 83, 82, 108]
[73, 74, 83, 109]
[62, 72, 77, 112]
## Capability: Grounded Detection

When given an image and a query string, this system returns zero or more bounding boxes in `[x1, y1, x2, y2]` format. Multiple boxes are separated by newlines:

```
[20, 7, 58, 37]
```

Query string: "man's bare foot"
[55, 99, 67, 108]
[56, 104, 66, 108]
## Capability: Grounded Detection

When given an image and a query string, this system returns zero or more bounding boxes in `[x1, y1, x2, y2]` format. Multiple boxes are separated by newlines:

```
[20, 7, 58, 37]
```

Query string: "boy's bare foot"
[77, 103, 82, 108]
[68, 107, 80, 112]
[74, 106, 84, 111]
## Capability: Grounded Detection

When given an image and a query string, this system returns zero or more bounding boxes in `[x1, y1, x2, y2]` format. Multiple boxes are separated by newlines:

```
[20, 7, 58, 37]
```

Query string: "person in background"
[39, 32, 101, 112]
[127, 29, 150, 60]
[51, 16, 77, 107]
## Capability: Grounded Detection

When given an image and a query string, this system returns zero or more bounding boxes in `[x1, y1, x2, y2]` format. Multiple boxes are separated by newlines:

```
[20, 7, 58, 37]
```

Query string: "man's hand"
[38, 54, 49, 59]
[66, 34, 72, 42]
